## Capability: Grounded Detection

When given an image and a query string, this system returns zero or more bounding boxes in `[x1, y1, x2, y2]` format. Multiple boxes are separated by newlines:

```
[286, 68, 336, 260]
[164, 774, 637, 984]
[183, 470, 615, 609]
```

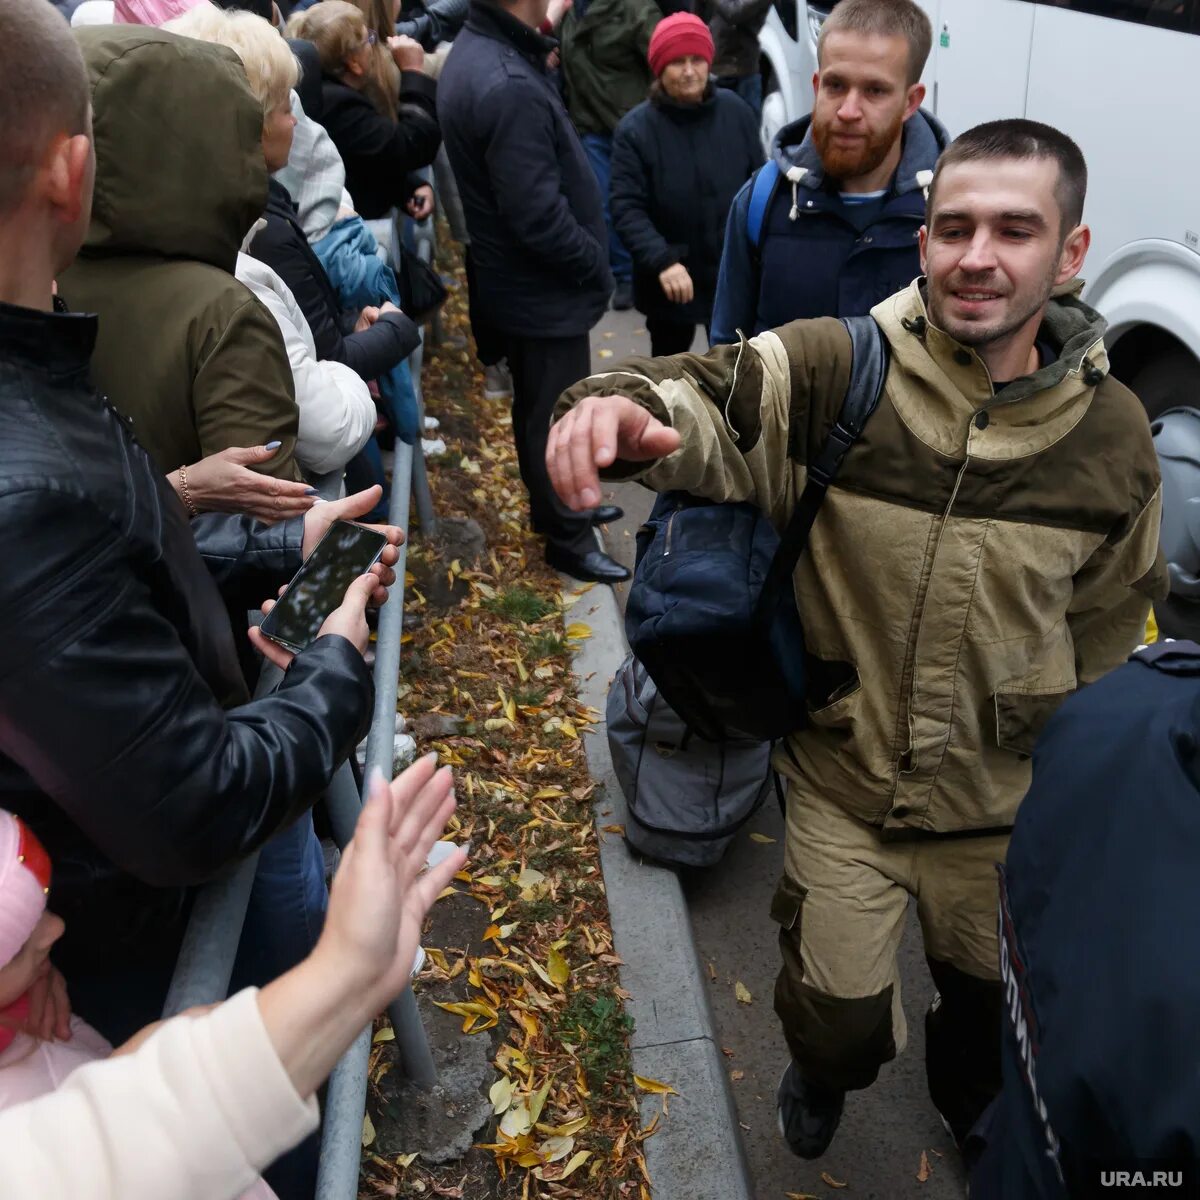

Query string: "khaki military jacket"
[559, 280, 1166, 833]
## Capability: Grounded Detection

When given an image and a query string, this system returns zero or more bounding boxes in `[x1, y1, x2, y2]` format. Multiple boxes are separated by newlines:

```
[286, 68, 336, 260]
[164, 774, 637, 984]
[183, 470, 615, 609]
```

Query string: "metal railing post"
[161, 660, 283, 1017]
[316, 432, 437, 1199]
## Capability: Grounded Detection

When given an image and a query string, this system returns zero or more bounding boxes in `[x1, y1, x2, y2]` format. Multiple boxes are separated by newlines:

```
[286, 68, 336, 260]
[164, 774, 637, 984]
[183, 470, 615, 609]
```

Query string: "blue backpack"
[746, 159, 782, 252]
[624, 315, 889, 743]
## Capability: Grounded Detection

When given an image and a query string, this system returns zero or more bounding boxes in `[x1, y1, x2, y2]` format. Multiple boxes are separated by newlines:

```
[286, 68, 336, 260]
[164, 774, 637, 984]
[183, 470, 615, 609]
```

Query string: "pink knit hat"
[114, 0, 206, 24]
[0, 814, 51, 970]
[647, 13, 714, 78]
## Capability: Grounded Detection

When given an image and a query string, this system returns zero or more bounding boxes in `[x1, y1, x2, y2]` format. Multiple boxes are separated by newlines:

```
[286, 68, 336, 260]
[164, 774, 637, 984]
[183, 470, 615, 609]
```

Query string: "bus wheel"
[1130, 348, 1200, 421]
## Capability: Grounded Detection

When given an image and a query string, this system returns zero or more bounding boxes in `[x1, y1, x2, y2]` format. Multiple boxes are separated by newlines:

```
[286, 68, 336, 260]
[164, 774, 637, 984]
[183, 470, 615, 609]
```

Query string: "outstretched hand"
[318, 757, 466, 1004]
[546, 395, 680, 510]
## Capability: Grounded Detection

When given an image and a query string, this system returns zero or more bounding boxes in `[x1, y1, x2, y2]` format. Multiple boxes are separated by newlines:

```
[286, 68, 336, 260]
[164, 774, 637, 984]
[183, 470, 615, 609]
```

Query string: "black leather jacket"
[0, 300, 374, 961]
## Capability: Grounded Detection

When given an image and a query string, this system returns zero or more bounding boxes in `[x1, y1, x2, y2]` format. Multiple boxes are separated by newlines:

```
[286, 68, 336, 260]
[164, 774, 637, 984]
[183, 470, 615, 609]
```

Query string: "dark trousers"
[503, 332, 593, 553]
[465, 247, 506, 368]
[647, 316, 700, 357]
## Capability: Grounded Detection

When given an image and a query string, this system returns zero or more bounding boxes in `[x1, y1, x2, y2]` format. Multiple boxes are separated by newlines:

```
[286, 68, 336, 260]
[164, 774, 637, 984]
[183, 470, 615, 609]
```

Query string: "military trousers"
[773, 784, 1007, 1143]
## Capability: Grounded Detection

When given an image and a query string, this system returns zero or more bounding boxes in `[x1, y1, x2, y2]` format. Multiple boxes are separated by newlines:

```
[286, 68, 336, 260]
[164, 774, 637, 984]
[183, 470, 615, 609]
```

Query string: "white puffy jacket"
[235, 253, 375, 477]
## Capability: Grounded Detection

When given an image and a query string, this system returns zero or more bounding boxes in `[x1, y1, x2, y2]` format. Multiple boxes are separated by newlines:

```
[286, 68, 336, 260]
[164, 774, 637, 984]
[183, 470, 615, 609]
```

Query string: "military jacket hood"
[75, 26, 267, 273]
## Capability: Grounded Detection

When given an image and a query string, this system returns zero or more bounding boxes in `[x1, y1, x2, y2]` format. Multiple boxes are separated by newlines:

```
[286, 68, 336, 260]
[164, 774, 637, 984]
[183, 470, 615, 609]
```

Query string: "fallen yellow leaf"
[547, 946, 571, 987]
[538, 1134, 575, 1163]
[499, 1101, 532, 1138]
[784, 1193, 818, 1199]
[917, 1150, 932, 1182]
[735, 981, 753, 1004]
[532, 786, 565, 800]
[528, 1078, 553, 1125]
[361, 1113, 375, 1147]
[372, 1026, 395, 1043]
[749, 832, 777, 844]
[820, 1172, 848, 1189]
[489, 1076, 515, 1115]
[633, 1074, 679, 1096]
[555, 1149, 592, 1180]
[395, 1152, 418, 1168]
[564, 622, 592, 641]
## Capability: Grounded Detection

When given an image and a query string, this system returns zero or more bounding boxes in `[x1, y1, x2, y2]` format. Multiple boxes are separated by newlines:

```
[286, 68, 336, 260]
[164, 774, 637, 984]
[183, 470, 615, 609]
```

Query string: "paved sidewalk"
[588, 308, 965, 1198]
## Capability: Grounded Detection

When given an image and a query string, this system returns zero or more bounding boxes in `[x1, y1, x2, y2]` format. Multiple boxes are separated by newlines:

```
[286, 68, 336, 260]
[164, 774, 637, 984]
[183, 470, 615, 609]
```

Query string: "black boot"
[776, 1060, 845, 1159]
[545, 542, 630, 584]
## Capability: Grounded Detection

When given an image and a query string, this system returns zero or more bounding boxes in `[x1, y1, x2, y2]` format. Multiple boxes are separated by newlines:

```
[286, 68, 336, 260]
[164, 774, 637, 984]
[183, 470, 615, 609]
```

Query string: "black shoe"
[776, 1060, 844, 1159]
[591, 504, 623, 526]
[612, 279, 634, 311]
[545, 543, 631, 584]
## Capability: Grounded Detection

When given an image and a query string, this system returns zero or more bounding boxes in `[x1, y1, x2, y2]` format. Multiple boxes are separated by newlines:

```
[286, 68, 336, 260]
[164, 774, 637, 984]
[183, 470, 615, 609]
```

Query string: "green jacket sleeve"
[193, 297, 302, 482]
[1067, 485, 1167, 684]
[553, 320, 853, 527]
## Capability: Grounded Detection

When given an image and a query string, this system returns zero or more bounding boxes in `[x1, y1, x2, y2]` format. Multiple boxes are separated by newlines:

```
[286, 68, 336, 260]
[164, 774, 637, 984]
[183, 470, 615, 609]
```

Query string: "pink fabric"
[0, 816, 47, 972]
[114, 0, 206, 24]
[647, 12, 714, 77]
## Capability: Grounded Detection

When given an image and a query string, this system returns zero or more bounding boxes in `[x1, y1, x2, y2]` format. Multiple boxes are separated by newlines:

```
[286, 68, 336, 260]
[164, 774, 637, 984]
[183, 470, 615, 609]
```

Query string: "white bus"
[758, 0, 1200, 413]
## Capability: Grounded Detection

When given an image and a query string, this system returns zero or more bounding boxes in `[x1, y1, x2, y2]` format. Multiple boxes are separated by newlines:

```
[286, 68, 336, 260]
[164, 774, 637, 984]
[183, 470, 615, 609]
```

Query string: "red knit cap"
[647, 13, 714, 78]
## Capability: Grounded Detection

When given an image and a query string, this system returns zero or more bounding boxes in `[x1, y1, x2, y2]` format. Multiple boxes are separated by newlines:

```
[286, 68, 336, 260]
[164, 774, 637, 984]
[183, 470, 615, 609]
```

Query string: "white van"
[758, 0, 1200, 413]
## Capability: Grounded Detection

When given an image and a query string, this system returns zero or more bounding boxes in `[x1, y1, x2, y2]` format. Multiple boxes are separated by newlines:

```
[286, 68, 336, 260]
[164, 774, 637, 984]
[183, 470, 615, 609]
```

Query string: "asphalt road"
[587, 308, 964, 1199]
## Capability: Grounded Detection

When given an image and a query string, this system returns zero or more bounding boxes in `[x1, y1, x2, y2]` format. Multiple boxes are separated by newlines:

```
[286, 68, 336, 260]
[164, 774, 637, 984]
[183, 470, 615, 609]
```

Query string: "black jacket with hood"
[60, 27, 304, 480]
[611, 84, 762, 325]
[251, 180, 420, 381]
[0, 298, 373, 974]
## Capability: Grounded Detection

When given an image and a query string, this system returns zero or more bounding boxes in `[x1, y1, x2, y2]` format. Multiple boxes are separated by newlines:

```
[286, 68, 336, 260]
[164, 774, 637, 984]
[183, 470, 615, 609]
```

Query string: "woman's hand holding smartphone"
[247, 485, 406, 670]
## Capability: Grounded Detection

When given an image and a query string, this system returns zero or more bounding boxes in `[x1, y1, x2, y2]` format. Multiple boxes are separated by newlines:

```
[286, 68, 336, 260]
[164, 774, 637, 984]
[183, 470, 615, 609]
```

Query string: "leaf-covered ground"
[359, 240, 662, 1199]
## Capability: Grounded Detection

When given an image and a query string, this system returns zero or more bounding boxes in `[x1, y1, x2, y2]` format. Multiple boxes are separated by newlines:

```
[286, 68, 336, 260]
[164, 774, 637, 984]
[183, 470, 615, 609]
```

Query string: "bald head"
[0, 0, 90, 215]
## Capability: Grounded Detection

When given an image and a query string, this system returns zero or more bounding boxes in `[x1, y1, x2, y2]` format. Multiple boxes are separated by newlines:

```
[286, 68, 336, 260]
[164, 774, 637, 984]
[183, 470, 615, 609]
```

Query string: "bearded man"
[710, 0, 946, 344]
[548, 119, 1166, 1161]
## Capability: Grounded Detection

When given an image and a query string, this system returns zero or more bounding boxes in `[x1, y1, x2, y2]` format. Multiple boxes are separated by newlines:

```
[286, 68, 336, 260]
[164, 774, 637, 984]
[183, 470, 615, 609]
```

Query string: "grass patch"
[485, 586, 555, 624]
[523, 629, 568, 660]
[558, 992, 635, 1092]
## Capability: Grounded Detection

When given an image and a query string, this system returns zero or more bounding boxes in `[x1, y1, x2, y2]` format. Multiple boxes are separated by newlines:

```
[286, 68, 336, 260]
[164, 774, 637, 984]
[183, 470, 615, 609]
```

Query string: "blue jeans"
[581, 131, 632, 285]
[233, 813, 329, 1200]
[233, 812, 329, 991]
[716, 73, 763, 120]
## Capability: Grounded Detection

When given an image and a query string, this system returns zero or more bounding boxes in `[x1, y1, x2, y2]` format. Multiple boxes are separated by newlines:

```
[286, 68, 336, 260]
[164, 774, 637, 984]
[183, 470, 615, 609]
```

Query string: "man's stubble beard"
[812, 105, 905, 183]
[928, 257, 1060, 349]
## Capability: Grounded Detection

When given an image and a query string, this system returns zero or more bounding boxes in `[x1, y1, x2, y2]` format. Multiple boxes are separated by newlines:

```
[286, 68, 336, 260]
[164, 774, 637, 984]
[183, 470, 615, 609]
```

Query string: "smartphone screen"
[259, 520, 389, 654]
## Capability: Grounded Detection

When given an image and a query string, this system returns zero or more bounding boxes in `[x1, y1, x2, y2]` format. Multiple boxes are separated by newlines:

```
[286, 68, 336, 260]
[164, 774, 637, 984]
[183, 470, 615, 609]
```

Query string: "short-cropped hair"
[0, 0, 90, 215]
[167, 3, 298, 114]
[930, 118, 1088, 234]
[817, 0, 933, 88]
[286, 1, 367, 76]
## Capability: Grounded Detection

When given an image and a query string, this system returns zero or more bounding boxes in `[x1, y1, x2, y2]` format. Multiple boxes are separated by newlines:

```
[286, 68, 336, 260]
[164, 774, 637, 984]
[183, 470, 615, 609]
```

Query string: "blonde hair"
[286, 1, 368, 74]
[289, 0, 397, 120]
[167, 2, 299, 115]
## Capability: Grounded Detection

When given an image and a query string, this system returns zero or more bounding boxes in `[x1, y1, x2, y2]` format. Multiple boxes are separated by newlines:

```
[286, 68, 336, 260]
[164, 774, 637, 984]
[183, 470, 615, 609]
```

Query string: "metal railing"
[164, 204, 449, 1199]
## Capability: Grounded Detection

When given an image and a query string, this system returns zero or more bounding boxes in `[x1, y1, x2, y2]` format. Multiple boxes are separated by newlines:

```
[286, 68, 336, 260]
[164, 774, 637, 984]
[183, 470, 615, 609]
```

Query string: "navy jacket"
[438, 0, 613, 338]
[710, 108, 948, 344]
[611, 86, 762, 326]
[971, 641, 1200, 1199]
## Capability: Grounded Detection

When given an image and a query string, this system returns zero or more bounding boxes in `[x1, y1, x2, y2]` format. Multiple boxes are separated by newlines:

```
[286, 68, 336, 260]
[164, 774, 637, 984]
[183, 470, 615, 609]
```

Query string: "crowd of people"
[0, 0, 1193, 1195]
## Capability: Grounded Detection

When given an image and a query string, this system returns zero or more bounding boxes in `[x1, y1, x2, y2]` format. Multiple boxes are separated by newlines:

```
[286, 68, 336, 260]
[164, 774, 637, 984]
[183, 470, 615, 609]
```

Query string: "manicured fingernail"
[265, 440, 282, 450]
[305, 487, 319, 495]
[369, 765, 388, 789]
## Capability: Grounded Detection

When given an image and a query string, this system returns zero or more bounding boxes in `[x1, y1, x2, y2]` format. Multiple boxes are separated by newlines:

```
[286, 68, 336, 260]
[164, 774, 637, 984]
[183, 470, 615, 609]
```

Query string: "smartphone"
[258, 520, 389, 655]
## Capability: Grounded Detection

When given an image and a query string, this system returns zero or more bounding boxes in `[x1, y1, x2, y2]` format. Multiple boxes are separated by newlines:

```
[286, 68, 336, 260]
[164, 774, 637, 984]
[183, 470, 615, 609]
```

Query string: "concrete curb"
[560, 576, 754, 1200]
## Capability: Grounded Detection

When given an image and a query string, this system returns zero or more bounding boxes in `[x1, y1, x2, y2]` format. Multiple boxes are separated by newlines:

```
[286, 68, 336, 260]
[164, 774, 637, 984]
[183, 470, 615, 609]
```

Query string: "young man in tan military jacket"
[548, 120, 1166, 1157]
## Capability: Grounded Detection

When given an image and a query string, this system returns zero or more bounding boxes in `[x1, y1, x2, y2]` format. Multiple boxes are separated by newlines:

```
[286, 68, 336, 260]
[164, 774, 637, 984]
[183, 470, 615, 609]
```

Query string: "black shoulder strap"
[755, 315, 890, 623]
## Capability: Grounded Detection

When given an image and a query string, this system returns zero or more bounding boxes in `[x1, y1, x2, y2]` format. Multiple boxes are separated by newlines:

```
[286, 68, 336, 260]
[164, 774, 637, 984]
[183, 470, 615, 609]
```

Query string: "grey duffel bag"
[606, 654, 774, 868]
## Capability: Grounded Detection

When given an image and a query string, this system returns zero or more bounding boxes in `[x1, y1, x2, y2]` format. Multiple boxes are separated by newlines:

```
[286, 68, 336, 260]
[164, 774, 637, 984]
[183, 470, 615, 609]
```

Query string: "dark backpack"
[624, 315, 889, 742]
[606, 655, 774, 868]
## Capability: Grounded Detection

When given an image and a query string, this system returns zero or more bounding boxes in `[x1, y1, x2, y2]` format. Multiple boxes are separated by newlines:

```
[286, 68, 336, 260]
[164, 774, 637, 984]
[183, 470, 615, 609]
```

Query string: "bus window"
[1039, 0, 1200, 35]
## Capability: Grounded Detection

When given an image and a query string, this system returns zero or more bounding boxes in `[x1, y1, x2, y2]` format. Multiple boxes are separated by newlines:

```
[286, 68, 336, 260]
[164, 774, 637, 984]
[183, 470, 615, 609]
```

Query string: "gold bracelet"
[178, 464, 197, 517]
